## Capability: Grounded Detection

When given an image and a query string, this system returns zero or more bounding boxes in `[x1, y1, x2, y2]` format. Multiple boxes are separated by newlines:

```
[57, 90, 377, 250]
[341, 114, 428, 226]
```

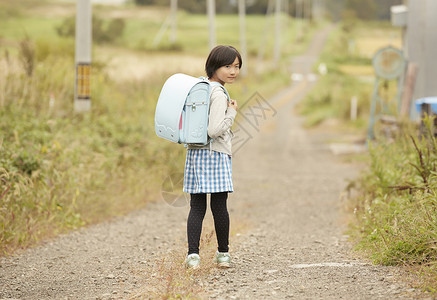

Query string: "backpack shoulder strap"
[208, 81, 231, 103]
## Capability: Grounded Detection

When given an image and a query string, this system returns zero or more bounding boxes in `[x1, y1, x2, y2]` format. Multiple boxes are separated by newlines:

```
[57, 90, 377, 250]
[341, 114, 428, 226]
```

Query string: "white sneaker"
[184, 253, 200, 269]
[214, 251, 231, 268]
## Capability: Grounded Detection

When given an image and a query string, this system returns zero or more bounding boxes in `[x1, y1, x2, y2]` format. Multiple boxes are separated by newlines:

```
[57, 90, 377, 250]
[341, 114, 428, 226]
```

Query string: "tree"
[56, 15, 125, 44]
[346, 0, 375, 20]
[325, 0, 403, 20]
[374, 0, 403, 19]
[134, 0, 269, 14]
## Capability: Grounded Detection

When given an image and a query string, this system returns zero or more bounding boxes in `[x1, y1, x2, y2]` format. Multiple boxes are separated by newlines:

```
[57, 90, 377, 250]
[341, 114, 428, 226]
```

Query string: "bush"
[35, 38, 75, 62]
[19, 35, 35, 77]
[56, 15, 125, 44]
[0, 1, 23, 19]
[0, 36, 185, 254]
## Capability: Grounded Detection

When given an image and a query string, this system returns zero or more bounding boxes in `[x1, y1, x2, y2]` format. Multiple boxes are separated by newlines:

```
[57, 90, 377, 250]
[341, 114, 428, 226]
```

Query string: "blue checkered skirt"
[183, 149, 233, 194]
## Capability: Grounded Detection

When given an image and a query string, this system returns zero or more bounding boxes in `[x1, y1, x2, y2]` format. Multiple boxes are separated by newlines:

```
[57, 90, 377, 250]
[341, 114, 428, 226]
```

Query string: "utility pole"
[312, 0, 322, 20]
[296, 0, 303, 41]
[238, 0, 247, 77]
[255, 0, 274, 74]
[170, 0, 177, 43]
[152, 0, 178, 47]
[74, 0, 92, 112]
[274, 0, 281, 67]
[207, 0, 216, 50]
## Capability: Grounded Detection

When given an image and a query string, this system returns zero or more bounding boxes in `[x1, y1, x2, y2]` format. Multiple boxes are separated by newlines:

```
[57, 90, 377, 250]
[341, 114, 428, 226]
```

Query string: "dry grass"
[0, 0, 298, 256]
[14, 0, 169, 20]
[338, 64, 374, 76]
[130, 229, 216, 299]
[99, 47, 205, 81]
[352, 25, 402, 58]
[355, 36, 402, 57]
[129, 219, 250, 299]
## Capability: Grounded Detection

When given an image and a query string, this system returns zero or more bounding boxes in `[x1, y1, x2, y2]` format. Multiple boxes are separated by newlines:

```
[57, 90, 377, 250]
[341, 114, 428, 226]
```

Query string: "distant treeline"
[134, 0, 403, 20]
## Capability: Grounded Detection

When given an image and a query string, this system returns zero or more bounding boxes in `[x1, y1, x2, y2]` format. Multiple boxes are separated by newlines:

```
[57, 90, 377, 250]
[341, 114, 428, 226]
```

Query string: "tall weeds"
[349, 117, 437, 292]
[0, 36, 185, 254]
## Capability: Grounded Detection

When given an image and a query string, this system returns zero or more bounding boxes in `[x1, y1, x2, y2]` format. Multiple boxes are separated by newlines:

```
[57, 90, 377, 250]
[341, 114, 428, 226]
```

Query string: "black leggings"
[187, 192, 229, 255]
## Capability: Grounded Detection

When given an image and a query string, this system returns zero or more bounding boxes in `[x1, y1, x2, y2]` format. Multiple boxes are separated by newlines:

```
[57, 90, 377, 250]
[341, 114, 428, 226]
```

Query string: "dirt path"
[0, 27, 424, 300]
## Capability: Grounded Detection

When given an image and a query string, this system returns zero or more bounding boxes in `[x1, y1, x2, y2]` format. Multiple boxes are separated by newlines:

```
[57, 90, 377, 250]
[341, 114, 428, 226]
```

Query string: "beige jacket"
[187, 85, 237, 156]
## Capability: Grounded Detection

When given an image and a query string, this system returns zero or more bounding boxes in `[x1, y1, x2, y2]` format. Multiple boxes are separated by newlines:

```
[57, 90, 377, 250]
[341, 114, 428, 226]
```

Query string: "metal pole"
[207, 0, 216, 50]
[255, 0, 274, 74]
[367, 79, 380, 140]
[238, 0, 247, 77]
[152, 16, 170, 47]
[274, 0, 281, 67]
[170, 0, 177, 43]
[74, 0, 92, 113]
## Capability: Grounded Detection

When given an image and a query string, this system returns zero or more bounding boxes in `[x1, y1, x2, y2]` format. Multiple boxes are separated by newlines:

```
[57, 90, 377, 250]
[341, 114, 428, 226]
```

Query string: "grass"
[352, 20, 403, 58]
[0, 17, 62, 40]
[339, 64, 374, 76]
[0, 0, 314, 255]
[0, 55, 185, 253]
[297, 20, 402, 132]
[347, 118, 437, 293]
[5, 1, 433, 297]
[131, 230, 216, 299]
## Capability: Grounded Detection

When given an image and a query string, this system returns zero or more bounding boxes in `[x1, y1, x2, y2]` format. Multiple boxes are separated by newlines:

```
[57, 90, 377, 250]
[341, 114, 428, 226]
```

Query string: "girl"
[183, 45, 242, 269]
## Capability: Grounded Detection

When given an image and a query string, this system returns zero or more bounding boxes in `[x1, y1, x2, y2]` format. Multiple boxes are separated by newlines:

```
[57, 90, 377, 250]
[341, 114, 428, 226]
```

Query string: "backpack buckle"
[192, 103, 196, 112]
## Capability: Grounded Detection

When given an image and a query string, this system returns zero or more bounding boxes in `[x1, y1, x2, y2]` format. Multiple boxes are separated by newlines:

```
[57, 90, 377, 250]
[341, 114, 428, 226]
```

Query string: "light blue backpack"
[155, 73, 230, 145]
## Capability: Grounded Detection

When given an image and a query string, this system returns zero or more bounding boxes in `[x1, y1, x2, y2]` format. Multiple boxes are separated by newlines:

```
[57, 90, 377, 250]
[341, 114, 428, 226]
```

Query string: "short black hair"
[205, 45, 242, 78]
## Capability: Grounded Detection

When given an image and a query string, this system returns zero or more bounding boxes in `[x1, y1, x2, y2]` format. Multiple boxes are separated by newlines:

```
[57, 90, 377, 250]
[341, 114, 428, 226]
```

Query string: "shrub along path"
[0, 26, 424, 299]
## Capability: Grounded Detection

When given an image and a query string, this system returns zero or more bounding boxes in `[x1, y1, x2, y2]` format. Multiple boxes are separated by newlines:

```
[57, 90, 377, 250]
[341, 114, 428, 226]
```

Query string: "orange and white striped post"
[74, 0, 92, 112]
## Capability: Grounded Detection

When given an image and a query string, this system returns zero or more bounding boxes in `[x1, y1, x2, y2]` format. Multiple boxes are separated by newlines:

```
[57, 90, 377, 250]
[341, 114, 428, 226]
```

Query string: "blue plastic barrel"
[415, 97, 437, 114]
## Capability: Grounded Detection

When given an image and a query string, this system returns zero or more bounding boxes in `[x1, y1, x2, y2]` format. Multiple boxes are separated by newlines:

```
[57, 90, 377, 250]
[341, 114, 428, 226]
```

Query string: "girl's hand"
[229, 99, 238, 111]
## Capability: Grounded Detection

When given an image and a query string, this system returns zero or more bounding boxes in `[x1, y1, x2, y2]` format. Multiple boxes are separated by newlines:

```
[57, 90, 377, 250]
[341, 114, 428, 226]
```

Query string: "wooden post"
[400, 62, 418, 117]
[350, 96, 358, 121]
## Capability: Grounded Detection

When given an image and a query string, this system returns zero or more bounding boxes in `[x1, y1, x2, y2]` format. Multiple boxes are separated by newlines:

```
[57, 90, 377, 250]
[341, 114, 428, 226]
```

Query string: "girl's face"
[210, 57, 240, 85]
